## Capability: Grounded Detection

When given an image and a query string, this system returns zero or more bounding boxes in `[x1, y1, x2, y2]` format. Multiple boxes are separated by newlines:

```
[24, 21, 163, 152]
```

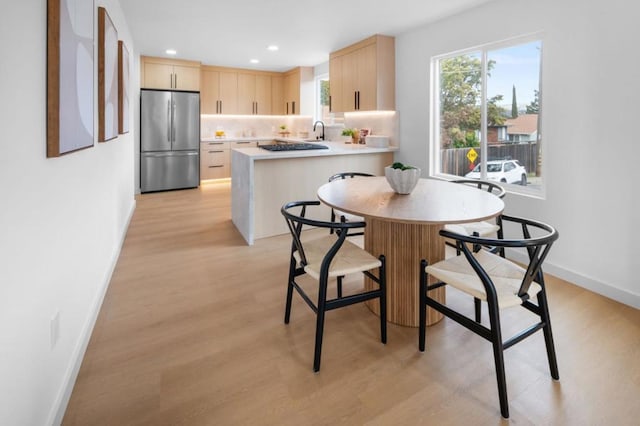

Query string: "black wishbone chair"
[419, 214, 559, 418]
[327, 172, 374, 235]
[282, 200, 387, 372]
[444, 179, 506, 249]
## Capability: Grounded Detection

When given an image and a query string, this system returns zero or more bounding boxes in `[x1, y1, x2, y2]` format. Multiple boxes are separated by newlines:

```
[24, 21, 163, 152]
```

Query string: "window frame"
[429, 33, 545, 198]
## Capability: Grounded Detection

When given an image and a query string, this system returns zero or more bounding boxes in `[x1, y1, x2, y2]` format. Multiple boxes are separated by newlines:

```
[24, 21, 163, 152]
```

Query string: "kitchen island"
[231, 141, 397, 245]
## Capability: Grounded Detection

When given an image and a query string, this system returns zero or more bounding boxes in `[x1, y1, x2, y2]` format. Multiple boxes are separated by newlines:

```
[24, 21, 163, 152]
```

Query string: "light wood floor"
[63, 181, 640, 425]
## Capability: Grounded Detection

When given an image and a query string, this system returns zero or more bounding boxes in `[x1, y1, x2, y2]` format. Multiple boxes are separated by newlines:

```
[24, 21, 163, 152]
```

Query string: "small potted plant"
[384, 162, 421, 194]
[341, 128, 359, 143]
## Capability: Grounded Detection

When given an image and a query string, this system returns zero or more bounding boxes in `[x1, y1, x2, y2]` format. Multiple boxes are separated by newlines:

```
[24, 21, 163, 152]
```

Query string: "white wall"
[0, 1, 136, 424]
[396, 0, 639, 307]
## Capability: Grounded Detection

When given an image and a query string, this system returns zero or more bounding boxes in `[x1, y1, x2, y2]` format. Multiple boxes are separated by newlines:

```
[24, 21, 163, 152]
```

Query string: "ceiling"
[122, 0, 494, 72]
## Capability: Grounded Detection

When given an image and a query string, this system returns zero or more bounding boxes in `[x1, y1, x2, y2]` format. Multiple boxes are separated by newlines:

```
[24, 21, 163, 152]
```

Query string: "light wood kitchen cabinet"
[329, 34, 395, 112]
[283, 68, 300, 115]
[201, 66, 238, 114]
[271, 76, 284, 115]
[200, 141, 230, 180]
[237, 73, 272, 115]
[141, 56, 201, 91]
[200, 140, 263, 180]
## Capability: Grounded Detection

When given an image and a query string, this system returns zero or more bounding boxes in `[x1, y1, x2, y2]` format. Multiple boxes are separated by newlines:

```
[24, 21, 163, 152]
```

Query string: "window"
[315, 73, 331, 123]
[431, 36, 543, 193]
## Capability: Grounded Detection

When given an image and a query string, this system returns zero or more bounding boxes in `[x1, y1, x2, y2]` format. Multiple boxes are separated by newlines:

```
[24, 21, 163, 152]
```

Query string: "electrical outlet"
[50, 311, 60, 350]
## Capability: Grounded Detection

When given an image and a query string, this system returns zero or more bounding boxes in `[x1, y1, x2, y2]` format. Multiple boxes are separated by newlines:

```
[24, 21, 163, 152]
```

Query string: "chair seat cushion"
[425, 250, 541, 308]
[294, 235, 381, 280]
[334, 209, 364, 223]
[444, 221, 500, 236]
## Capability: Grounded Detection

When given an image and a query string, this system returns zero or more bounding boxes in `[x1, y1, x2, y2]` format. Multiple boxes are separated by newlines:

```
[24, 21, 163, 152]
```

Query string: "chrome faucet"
[313, 120, 325, 140]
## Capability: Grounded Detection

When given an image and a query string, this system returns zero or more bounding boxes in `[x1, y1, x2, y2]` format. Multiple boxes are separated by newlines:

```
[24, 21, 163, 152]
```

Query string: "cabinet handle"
[329, 95, 332, 112]
[354, 92, 357, 110]
[209, 150, 224, 153]
[208, 142, 224, 145]
[292, 101, 296, 115]
[357, 91, 360, 110]
[208, 165, 224, 168]
[236, 141, 250, 144]
[175, 74, 178, 88]
[286, 102, 289, 115]
[219, 100, 222, 114]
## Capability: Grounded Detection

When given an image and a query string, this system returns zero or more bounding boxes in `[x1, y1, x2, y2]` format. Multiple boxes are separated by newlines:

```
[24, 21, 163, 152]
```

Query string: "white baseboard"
[510, 252, 639, 310]
[48, 199, 136, 426]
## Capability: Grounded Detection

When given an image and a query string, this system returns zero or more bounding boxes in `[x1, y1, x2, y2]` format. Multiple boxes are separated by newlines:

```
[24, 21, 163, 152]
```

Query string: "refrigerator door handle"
[171, 100, 176, 142]
[167, 99, 171, 142]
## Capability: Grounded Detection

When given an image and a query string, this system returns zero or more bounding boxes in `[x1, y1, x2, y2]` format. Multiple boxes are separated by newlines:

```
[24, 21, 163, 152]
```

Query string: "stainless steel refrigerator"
[140, 89, 200, 192]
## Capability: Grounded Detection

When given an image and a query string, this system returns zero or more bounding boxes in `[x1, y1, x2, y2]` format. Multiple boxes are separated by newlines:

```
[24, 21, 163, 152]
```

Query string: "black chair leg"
[284, 257, 296, 324]
[337, 276, 343, 298]
[313, 276, 329, 372]
[379, 255, 387, 344]
[538, 289, 560, 380]
[474, 297, 482, 323]
[418, 260, 427, 352]
[488, 302, 509, 418]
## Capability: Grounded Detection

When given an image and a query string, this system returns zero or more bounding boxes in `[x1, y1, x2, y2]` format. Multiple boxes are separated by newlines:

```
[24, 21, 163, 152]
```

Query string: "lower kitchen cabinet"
[200, 140, 262, 180]
[200, 141, 229, 180]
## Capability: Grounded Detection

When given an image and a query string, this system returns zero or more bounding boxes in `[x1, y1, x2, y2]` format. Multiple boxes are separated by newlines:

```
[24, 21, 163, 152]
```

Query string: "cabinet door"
[255, 75, 271, 115]
[284, 71, 300, 115]
[237, 73, 256, 115]
[218, 71, 238, 114]
[143, 62, 174, 89]
[201, 69, 220, 114]
[174, 65, 200, 91]
[329, 56, 343, 113]
[357, 44, 377, 111]
[271, 76, 284, 115]
[341, 52, 358, 112]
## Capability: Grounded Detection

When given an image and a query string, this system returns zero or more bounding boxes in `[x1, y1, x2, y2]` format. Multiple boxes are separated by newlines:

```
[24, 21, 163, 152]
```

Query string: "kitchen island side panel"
[231, 150, 254, 244]
[241, 152, 393, 244]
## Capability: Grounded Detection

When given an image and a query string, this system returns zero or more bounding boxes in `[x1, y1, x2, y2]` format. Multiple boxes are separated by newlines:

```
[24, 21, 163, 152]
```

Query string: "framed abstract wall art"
[118, 40, 130, 134]
[47, 0, 95, 157]
[98, 6, 118, 142]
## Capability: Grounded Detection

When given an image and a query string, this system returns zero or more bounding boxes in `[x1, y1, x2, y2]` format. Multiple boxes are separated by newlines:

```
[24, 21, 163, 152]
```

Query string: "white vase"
[384, 166, 421, 194]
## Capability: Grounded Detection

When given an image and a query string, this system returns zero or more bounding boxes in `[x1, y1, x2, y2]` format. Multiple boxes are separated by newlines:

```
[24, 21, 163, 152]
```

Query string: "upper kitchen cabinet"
[141, 56, 201, 91]
[282, 67, 313, 115]
[329, 34, 395, 112]
[271, 75, 284, 115]
[201, 66, 238, 114]
[237, 72, 273, 115]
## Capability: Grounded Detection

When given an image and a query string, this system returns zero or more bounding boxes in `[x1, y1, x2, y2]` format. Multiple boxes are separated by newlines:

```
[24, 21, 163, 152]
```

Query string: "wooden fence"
[441, 143, 539, 176]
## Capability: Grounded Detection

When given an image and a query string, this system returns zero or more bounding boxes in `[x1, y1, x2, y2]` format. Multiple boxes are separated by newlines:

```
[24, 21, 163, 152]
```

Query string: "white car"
[465, 159, 527, 185]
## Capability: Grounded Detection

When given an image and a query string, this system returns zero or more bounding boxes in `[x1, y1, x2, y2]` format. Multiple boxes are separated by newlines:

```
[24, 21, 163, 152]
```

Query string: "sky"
[487, 40, 542, 108]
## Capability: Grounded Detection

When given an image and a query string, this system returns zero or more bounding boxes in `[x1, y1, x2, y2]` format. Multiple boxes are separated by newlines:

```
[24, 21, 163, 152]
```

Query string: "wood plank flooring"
[63, 181, 640, 425]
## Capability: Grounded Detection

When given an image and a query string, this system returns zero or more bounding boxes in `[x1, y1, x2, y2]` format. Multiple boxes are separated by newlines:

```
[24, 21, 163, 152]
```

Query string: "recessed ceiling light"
[250, 59, 260, 64]
[267, 45, 279, 51]
[165, 49, 177, 55]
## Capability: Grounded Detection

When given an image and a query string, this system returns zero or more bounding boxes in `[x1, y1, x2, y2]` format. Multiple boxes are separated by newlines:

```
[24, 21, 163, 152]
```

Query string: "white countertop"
[231, 140, 398, 160]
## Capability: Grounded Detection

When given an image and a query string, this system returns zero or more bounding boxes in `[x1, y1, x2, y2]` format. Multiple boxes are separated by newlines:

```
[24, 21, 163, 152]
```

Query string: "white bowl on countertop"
[365, 135, 389, 148]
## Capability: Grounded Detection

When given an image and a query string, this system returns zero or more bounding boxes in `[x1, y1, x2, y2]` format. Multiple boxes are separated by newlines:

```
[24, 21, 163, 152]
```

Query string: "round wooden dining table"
[317, 176, 505, 327]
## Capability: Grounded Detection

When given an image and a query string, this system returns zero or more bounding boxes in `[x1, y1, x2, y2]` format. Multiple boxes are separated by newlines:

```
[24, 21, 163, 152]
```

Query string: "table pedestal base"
[364, 219, 445, 327]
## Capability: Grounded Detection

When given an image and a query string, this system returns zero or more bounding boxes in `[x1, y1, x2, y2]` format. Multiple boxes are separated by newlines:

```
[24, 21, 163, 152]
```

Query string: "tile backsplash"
[201, 111, 399, 146]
